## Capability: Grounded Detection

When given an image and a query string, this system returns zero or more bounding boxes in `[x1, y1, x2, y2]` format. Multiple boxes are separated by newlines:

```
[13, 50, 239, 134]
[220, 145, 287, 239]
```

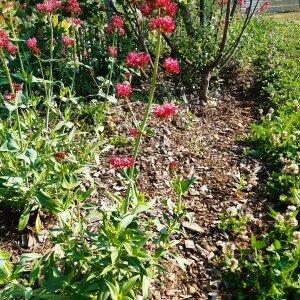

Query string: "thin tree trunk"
[199, 70, 211, 107]
[199, 0, 205, 27]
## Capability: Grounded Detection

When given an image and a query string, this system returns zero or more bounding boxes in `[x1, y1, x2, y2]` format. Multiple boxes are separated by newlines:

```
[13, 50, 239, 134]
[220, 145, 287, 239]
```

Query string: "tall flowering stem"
[106, 33, 117, 98]
[70, 15, 78, 92]
[124, 33, 162, 214]
[8, 11, 29, 95]
[0, 48, 22, 147]
[46, 13, 54, 132]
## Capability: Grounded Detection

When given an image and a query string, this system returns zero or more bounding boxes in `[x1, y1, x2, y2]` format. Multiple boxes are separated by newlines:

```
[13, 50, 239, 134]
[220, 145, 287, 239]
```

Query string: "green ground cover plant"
[221, 17, 300, 299]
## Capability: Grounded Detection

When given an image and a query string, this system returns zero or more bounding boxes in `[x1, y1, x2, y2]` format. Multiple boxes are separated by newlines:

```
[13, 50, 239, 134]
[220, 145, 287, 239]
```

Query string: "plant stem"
[9, 11, 28, 95]
[123, 33, 162, 214]
[0, 49, 22, 148]
[46, 13, 54, 132]
[106, 33, 116, 97]
[71, 16, 78, 92]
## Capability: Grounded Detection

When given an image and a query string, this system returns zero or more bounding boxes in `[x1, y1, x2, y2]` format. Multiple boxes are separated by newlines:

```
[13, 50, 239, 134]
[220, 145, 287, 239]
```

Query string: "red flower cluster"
[0, 30, 17, 55]
[54, 151, 67, 161]
[128, 127, 139, 138]
[108, 45, 118, 57]
[163, 57, 180, 73]
[106, 15, 125, 36]
[169, 160, 178, 171]
[126, 51, 150, 68]
[36, 0, 62, 13]
[139, 0, 177, 17]
[6, 42, 17, 55]
[13, 83, 23, 92]
[153, 102, 177, 118]
[148, 16, 175, 33]
[65, 0, 81, 15]
[0, 30, 9, 48]
[62, 35, 74, 47]
[110, 155, 135, 169]
[4, 93, 16, 102]
[139, 2, 153, 16]
[26, 37, 41, 55]
[116, 81, 132, 97]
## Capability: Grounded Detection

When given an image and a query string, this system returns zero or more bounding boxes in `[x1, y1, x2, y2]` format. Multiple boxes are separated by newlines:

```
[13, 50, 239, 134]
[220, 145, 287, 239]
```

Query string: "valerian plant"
[0, 1, 195, 298]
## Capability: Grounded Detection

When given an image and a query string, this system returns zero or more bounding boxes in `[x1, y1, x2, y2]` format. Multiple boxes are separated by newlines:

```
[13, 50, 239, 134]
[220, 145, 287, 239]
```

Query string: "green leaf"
[274, 240, 281, 250]
[121, 275, 140, 295]
[35, 191, 63, 213]
[18, 205, 31, 231]
[0, 250, 12, 284]
[117, 214, 134, 234]
[169, 252, 189, 271]
[172, 177, 196, 194]
[251, 234, 266, 249]
[0, 133, 20, 152]
[105, 281, 119, 300]
[35, 213, 42, 233]
[180, 178, 196, 193]
[142, 276, 151, 299]
[16, 149, 37, 165]
[0, 76, 9, 85]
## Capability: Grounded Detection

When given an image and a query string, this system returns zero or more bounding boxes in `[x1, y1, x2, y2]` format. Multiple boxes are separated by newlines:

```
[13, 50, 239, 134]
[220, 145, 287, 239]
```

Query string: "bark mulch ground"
[0, 69, 270, 299]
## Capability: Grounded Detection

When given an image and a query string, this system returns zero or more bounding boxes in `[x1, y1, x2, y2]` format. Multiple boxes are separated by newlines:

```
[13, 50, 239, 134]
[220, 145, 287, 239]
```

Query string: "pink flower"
[106, 16, 125, 36]
[4, 93, 16, 101]
[164, 1, 177, 16]
[163, 57, 180, 74]
[154, 0, 170, 8]
[128, 127, 139, 138]
[0, 30, 9, 48]
[111, 15, 124, 29]
[62, 35, 74, 47]
[116, 81, 132, 97]
[110, 155, 135, 169]
[125, 51, 150, 68]
[148, 16, 175, 33]
[36, 0, 62, 13]
[26, 37, 37, 49]
[6, 42, 17, 55]
[67, 17, 82, 26]
[108, 46, 118, 57]
[153, 102, 177, 118]
[139, 2, 154, 16]
[13, 83, 23, 92]
[65, 0, 81, 15]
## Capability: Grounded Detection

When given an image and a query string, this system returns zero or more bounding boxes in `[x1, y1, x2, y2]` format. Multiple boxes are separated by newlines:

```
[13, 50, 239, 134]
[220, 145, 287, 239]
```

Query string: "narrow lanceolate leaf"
[18, 205, 31, 231]
[121, 275, 140, 294]
[142, 276, 151, 299]
[35, 213, 43, 233]
[117, 214, 134, 234]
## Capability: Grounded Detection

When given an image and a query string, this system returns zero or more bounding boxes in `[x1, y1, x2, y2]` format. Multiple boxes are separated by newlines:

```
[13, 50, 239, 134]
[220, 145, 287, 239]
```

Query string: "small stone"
[188, 285, 197, 294]
[182, 222, 205, 234]
[166, 290, 176, 296]
[208, 292, 218, 300]
[185, 240, 195, 250]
